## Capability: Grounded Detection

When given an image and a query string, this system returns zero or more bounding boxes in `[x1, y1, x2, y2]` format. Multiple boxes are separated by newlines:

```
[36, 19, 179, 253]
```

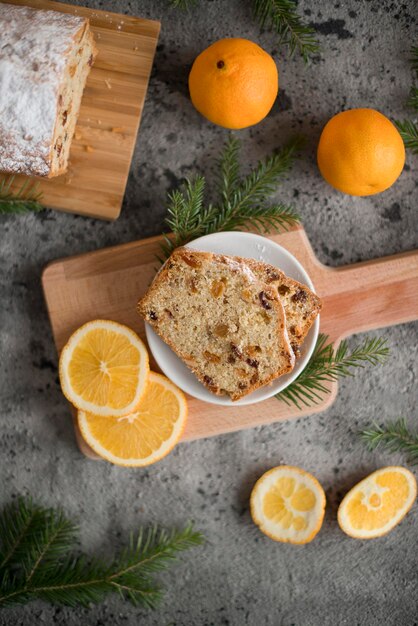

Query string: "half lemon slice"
[59, 320, 149, 417]
[78, 372, 187, 467]
[250, 465, 326, 544]
[338, 466, 416, 539]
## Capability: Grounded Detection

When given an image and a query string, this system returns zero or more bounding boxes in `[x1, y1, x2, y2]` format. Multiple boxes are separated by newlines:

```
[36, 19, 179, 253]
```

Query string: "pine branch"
[161, 135, 301, 258]
[209, 137, 302, 234]
[252, 0, 319, 62]
[394, 43, 418, 152]
[360, 418, 418, 466]
[395, 119, 418, 154]
[24, 511, 76, 585]
[407, 45, 418, 110]
[212, 202, 299, 235]
[23, 556, 114, 608]
[0, 498, 40, 570]
[163, 176, 217, 256]
[407, 86, 418, 112]
[0, 177, 44, 214]
[167, 0, 318, 61]
[276, 334, 390, 409]
[165, 175, 207, 243]
[217, 135, 241, 206]
[0, 498, 204, 609]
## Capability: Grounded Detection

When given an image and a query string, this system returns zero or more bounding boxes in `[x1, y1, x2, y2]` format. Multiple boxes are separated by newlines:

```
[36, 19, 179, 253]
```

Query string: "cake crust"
[244, 258, 322, 355]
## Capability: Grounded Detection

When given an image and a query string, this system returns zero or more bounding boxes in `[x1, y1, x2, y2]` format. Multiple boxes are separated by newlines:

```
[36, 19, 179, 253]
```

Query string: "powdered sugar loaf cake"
[0, 3, 97, 178]
[137, 248, 295, 401]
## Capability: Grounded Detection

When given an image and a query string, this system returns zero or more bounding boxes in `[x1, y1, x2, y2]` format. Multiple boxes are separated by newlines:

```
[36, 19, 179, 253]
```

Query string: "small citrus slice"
[250, 466, 326, 544]
[338, 466, 416, 539]
[77, 371, 187, 467]
[59, 320, 149, 417]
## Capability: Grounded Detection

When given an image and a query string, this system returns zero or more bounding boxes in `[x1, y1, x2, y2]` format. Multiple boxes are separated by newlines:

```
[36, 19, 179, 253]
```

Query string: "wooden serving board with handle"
[4, 0, 160, 220]
[42, 227, 418, 459]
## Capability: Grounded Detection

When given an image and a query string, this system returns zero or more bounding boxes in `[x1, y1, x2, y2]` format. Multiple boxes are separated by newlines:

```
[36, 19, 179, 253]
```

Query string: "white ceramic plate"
[145, 232, 319, 406]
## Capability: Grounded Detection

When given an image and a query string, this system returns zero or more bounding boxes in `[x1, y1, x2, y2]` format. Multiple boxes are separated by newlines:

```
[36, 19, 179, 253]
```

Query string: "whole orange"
[317, 108, 405, 196]
[188, 38, 278, 129]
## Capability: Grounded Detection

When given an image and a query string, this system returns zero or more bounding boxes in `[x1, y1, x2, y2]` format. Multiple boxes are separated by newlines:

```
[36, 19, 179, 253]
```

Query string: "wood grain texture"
[3, 0, 160, 220]
[42, 227, 418, 458]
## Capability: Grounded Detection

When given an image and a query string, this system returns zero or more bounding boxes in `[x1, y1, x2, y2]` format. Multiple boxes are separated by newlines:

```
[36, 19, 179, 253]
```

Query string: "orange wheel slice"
[250, 465, 326, 544]
[59, 320, 149, 417]
[77, 372, 187, 467]
[338, 466, 416, 539]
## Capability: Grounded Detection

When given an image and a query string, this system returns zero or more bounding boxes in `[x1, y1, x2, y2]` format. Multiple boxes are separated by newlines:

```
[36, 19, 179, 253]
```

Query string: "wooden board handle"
[317, 250, 418, 342]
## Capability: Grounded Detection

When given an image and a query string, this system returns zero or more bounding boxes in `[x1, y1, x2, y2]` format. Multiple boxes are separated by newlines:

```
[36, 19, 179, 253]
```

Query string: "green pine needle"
[276, 334, 390, 409]
[407, 86, 418, 111]
[0, 177, 44, 214]
[407, 45, 418, 111]
[395, 119, 418, 154]
[0, 497, 204, 609]
[168, 0, 318, 61]
[252, 0, 319, 62]
[218, 135, 241, 207]
[161, 135, 301, 258]
[360, 418, 418, 466]
[394, 43, 418, 152]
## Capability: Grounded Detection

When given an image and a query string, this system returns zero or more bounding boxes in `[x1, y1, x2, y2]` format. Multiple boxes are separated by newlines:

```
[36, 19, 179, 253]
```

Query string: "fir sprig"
[168, 0, 318, 61]
[395, 43, 418, 153]
[161, 135, 301, 258]
[360, 418, 418, 466]
[407, 87, 418, 111]
[277, 334, 390, 409]
[0, 177, 44, 214]
[252, 0, 319, 62]
[0, 497, 204, 609]
[395, 119, 418, 154]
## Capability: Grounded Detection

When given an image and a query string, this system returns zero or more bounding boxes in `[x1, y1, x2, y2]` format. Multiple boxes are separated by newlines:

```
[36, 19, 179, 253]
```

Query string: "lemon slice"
[77, 371, 187, 467]
[59, 320, 149, 417]
[250, 465, 326, 544]
[338, 466, 416, 539]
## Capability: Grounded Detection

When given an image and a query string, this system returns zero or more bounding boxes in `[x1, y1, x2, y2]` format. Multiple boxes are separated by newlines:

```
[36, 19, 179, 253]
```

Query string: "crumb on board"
[74, 130, 82, 141]
[104, 79, 112, 89]
[84, 145, 94, 153]
[111, 127, 125, 133]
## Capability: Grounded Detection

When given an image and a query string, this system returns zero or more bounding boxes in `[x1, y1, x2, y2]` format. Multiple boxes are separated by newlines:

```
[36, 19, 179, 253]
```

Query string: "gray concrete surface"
[1, 0, 417, 624]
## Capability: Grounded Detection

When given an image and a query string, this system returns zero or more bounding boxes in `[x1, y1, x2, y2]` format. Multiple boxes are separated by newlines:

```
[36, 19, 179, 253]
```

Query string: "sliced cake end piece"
[137, 248, 295, 401]
[0, 3, 97, 178]
[244, 259, 322, 356]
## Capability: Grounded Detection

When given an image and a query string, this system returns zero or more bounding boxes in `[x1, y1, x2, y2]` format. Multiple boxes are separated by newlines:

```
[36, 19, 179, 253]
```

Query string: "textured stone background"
[1, 0, 417, 624]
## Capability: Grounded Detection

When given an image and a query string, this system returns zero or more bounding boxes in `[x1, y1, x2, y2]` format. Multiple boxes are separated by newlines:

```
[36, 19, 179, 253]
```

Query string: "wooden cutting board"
[42, 227, 418, 459]
[4, 0, 160, 220]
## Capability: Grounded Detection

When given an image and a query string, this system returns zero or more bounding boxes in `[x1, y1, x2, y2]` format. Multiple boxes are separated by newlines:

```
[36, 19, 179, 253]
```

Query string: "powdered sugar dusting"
[0, 3, 86, 176]
[220, 254, 258, 282]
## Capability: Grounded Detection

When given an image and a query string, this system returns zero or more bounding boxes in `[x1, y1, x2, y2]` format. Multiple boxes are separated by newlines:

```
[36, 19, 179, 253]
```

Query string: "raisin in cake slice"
[137, 248, 295, 401]
[244, 259, 322, 356]
[0, 3, 97, 178]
